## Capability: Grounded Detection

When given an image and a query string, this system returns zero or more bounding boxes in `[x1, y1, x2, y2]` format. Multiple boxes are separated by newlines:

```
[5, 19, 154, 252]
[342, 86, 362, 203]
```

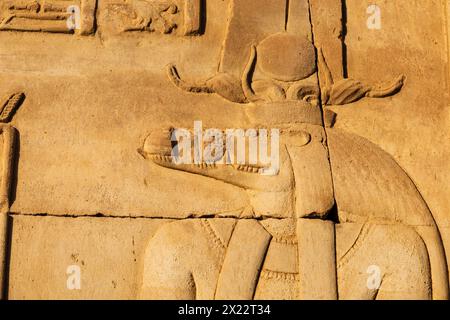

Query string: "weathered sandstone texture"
[0, 0, 449, 300]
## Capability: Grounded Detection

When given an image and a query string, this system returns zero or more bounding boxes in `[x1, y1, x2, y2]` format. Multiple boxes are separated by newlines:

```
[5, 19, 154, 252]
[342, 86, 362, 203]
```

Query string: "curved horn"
[366, 75, 406, 98]
[166, 64, 215, 94]
[241, 45, 262, 103]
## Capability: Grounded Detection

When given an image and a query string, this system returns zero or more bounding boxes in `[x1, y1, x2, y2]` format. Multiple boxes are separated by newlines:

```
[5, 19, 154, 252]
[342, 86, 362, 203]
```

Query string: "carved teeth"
[234, 164, 263, 174]
[149, 153, 264, 174]
[194, 162, 217, 169]
[150, 153, 270, 172]
[149, 154, 173, 163]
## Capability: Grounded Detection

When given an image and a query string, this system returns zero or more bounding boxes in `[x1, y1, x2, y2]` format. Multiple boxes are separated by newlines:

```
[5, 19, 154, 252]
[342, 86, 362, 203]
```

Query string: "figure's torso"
[255, 219, 300, 300]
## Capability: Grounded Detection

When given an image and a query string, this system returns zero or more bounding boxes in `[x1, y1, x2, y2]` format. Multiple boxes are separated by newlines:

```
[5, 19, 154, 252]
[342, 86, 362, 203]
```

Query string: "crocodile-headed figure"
[137, 32, 449, 300]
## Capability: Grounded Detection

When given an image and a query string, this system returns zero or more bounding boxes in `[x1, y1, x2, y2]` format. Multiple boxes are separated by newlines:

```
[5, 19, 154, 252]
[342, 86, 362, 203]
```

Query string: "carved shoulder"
[139, 219, 234, 299]
[327, 128, 435, 227]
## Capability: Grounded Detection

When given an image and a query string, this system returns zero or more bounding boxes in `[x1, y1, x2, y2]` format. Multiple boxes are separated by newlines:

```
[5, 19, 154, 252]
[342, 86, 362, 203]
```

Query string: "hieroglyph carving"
[0, 0, 96, 35]
[111, 0, 203, 35]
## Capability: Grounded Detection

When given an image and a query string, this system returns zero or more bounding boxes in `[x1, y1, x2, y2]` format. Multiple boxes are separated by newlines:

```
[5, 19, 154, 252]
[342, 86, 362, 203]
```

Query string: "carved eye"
[286, 83, 320, 106]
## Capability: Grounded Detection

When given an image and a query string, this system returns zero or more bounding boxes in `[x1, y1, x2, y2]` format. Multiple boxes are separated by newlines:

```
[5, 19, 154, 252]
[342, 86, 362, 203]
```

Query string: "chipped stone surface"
[0, 0, 449, 299]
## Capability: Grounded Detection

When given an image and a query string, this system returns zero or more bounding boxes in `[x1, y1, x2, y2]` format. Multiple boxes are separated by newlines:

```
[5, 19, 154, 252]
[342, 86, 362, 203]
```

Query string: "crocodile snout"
[138, 129, 174, 161]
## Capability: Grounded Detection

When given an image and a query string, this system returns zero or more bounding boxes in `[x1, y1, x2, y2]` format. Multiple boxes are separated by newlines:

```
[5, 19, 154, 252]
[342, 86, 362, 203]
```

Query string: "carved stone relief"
[104, 0, 203, 35]
[0, 92, 24, 299]
[137, 0, 449, 300]
[0, 0, 449, 301]
[0, 0, 96, 35]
